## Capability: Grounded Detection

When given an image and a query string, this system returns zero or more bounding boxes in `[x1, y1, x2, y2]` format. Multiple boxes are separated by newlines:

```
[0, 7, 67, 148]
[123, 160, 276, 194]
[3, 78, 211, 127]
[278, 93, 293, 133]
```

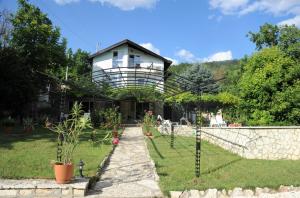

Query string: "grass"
[146, 128, 300, 195]
[0, 126, 113, 179]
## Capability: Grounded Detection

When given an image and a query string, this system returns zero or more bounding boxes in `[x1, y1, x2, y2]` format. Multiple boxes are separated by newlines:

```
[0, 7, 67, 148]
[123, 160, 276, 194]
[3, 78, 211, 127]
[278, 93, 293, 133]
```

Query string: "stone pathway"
[87, 127, 163, 198]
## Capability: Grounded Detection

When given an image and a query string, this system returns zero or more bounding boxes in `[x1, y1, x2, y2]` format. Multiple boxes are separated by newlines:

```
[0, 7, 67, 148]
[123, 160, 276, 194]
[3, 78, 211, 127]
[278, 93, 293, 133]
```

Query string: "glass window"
[129, 55, 134, 68]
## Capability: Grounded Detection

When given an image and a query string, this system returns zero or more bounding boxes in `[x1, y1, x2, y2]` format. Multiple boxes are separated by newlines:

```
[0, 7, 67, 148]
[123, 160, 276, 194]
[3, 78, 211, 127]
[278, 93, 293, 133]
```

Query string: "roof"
[89, 39, 172, 67]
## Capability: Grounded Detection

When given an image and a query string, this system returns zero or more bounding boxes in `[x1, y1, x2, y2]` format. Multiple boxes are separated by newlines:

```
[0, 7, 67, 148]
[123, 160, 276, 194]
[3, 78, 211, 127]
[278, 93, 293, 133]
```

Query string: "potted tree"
[23, 117, 35, 133]
[50, 102, 91, 184]
[143, 110, 154, 137]
[1, 117, 15, 134]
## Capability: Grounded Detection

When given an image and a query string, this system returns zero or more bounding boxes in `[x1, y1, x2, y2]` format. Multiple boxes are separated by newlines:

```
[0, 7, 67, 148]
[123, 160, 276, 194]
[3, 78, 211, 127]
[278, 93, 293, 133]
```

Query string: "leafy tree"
[0, 47, 36, 116]
[248, 23, 280, 50]
[68, 49, 91, 80]
[11, 0, 67, 73]
[248, 23, 300, 59]
[238, 47, 300, 125]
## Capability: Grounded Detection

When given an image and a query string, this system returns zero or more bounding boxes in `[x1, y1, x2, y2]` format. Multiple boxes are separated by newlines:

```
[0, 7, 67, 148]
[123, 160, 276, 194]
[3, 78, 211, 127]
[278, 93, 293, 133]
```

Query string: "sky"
[1, 0, 300, 64]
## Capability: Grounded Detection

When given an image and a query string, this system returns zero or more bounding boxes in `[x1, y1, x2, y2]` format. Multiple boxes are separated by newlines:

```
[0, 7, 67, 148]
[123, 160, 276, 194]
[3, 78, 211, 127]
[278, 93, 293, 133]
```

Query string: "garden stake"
[171, 123, 174, 148]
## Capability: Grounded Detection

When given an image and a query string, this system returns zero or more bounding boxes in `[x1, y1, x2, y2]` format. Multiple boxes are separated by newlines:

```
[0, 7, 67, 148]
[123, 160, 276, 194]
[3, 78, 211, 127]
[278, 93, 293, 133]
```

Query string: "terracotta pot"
[54, 163, 74, 184]
[112, 130, 118, 138]
[146, 132, 152, 137]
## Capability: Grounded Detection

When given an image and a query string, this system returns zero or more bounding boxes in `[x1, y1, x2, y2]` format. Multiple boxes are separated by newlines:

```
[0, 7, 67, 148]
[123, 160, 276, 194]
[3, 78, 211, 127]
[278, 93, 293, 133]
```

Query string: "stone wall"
[159, 125, 300, 160]
[0, 178, 88, 198]
[170, 185, 300, 198]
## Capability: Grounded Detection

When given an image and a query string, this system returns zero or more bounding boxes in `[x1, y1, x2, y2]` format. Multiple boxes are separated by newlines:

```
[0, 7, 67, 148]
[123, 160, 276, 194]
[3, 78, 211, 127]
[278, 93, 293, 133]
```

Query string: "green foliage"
[248, 23, 300, 60]
[181, 64, 219, 93]
[22, 117, 35, 130]
[50, 102, 92, 164]
[101, 106, 121, 130]
[143, 110, 155, 133]
[1, 117, 15, 127]
[165, 92, 240, 109]
[0, 46, 37, 114]
[109, 86, 163, 102]
[248, 23, 280, 50]
[238, 47, 300, 125]
[11, 0, 67, 73]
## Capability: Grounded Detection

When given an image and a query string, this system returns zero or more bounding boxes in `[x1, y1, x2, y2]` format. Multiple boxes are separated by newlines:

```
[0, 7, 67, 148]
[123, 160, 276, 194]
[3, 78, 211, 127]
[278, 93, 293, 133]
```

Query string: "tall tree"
[238, 47, 300, 125]
[248, 23, 300, 59]
[11, 0, 67, 73]
[182, 64, 219, 94]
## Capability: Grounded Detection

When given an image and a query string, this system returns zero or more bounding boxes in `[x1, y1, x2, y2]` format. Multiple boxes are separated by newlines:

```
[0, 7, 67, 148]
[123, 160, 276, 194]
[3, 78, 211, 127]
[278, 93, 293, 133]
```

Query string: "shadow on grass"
[149, 138, 165, 159]
[0, 126, 109, 150]
[202, 158, 242, 175]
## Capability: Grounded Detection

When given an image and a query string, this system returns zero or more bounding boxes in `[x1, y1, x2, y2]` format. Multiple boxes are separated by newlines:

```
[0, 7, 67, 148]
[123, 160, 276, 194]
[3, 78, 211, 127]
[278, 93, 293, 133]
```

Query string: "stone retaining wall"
[170, 185, 300, 198]
[0, 178, 88, 197]
[160, 126, 300, 160]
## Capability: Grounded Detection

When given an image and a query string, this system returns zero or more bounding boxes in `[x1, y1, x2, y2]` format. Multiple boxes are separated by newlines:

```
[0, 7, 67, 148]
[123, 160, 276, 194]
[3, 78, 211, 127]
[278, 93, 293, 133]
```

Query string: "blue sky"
[1, 0, 300, 64]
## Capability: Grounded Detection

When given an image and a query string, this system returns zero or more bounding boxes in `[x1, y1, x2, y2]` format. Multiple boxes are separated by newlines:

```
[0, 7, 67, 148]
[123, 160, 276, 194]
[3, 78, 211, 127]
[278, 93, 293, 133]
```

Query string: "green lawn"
[0, 126, 113, 179]
[146, 128, 300, 195]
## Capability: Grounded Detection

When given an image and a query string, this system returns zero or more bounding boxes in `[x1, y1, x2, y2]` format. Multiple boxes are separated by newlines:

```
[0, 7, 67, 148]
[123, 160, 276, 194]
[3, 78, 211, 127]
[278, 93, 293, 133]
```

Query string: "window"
[128, 55, 141, 68]
[129, 55, 134, 68]
[112, 51, 123, 68]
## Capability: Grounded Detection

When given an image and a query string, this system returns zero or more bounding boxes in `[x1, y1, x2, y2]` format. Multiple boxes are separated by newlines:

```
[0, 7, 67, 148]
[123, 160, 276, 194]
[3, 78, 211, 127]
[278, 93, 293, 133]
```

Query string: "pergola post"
[195, 89, 202, 178]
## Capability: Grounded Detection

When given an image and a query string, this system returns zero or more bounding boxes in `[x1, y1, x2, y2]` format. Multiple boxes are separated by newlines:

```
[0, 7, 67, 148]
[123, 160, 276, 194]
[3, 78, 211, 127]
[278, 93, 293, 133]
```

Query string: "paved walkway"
[87, 127, 163, 198]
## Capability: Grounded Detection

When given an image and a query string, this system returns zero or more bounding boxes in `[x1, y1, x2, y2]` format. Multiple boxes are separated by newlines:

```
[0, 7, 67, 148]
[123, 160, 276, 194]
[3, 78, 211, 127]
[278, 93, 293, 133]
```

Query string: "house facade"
[89, 39, 172, 123]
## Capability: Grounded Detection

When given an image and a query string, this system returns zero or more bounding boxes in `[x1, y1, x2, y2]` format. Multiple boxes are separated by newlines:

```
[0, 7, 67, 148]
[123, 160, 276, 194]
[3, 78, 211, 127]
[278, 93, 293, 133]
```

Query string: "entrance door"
[136, 102, 149, 121]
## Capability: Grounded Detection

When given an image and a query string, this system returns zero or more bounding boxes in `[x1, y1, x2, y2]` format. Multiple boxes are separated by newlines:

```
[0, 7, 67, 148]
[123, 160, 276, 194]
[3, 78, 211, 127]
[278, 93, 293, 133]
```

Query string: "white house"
[89, 39, 172, 123]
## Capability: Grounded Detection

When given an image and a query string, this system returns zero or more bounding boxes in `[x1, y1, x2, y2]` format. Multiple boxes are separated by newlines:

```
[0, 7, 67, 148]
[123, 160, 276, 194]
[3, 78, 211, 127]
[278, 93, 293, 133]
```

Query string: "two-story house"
[89, 39, 172, 123]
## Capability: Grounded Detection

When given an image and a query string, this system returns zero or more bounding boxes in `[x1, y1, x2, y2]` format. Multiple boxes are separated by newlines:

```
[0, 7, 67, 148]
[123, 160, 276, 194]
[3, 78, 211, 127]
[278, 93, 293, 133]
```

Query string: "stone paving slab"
[87, 127, 163, 198]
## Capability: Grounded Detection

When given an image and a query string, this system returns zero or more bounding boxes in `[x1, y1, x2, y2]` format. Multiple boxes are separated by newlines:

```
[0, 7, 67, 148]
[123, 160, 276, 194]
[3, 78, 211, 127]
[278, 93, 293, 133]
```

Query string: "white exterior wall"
[92, 44, 165, 91]
[92, 45, 129, 71]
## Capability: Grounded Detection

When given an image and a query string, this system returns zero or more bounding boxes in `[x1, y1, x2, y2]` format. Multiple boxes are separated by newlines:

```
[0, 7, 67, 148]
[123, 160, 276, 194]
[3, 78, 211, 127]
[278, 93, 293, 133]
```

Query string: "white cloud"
[140, 42, 160, 54]
[278, 15, 300, 27]
[209, 0, 300, 27]
[210, 0, 300, 15]
[175, 49, 233, 63]
[164, 57, 179, 65]
[54, 0, 79, 5]
[175, 49, 196, 62]
[89, 0, 158, 10]
[209, 0, 249, 15]
[203, 50, 233, 62]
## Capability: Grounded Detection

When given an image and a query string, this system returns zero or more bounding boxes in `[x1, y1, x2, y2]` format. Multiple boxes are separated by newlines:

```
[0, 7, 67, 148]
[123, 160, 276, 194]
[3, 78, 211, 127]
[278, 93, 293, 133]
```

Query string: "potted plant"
[143, 110, 154, 137]
[23, 117, 35, 133]
[1, 117, 15, 134]
[50, 102, 91, 184]
[102, 106, 122, 139]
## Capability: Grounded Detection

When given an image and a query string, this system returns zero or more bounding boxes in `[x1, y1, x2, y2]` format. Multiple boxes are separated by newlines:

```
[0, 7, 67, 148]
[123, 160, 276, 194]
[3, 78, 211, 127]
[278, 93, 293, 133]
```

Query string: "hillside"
[169, 60, 240, 80]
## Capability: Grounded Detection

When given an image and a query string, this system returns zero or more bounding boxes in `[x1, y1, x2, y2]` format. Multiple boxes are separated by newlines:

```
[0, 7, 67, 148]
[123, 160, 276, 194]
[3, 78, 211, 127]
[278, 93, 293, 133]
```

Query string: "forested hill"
[169, 60, 240, 80]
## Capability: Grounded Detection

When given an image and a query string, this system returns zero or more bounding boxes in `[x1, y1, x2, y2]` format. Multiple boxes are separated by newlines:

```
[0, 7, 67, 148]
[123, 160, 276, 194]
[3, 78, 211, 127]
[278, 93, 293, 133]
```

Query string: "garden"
[146, 128, 300, 195]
